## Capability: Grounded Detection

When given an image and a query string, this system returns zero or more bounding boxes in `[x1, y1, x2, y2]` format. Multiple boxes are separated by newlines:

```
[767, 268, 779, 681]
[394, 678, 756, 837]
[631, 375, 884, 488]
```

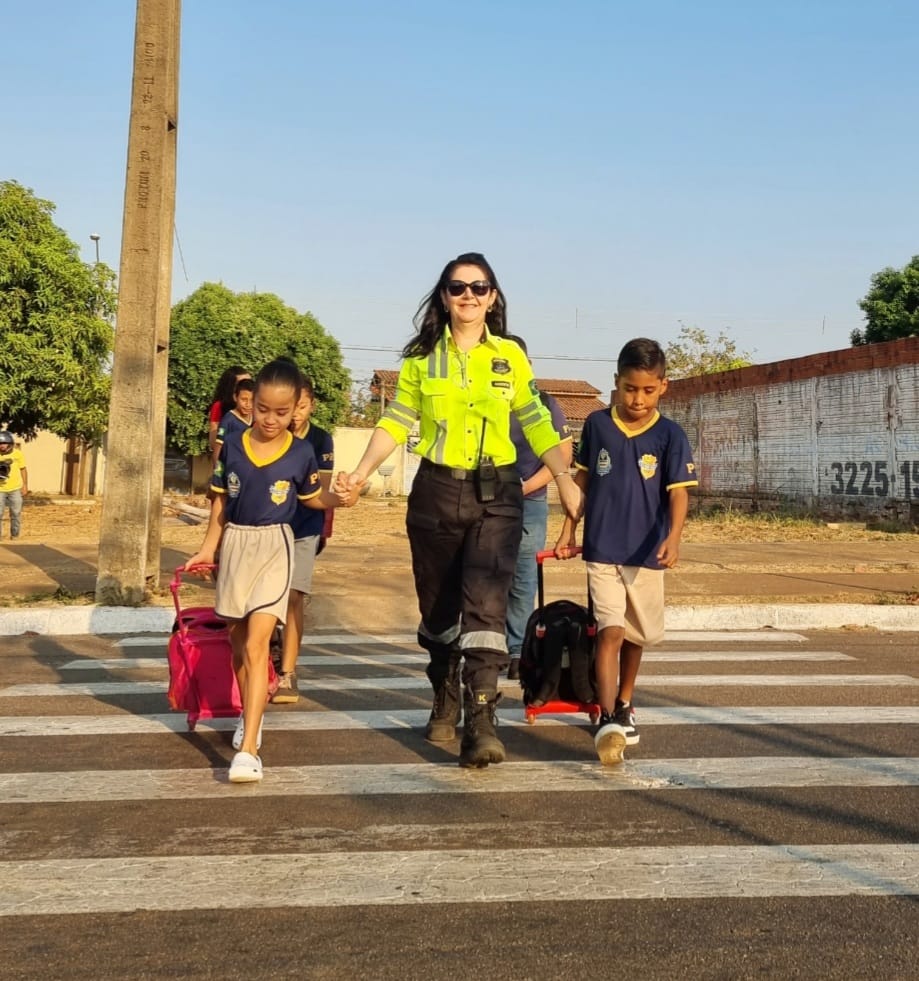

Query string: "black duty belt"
[419, 458, 520, 483]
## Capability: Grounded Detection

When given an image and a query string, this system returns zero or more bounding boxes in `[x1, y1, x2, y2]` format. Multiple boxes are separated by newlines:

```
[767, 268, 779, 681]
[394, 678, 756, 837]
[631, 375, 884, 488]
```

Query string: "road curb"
[0, 602, 916, 637]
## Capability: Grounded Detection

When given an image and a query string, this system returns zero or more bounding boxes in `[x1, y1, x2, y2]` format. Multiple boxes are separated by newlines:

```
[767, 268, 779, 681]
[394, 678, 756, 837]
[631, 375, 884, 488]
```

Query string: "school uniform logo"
[639, 454, 658, 480]
[309, 472, 319, 484]
[269, 479, 291, 505]
[595, 449, 612, 476]
[227, 472, 241, 497]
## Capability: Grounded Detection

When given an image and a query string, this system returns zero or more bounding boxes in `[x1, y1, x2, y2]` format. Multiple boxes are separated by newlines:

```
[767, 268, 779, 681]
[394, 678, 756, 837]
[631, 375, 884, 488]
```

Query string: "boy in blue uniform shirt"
[556, 338, 698, 764]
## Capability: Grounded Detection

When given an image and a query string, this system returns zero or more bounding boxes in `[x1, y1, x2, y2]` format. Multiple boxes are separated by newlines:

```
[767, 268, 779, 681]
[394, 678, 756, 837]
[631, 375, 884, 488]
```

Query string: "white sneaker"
[228, 751, 263, 783]
[232, 715, 263, 751]
[594, 720, 627, 765]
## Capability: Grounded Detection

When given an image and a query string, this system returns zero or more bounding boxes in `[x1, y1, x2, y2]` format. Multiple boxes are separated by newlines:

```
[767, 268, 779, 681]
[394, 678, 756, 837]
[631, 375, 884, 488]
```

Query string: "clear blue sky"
[4, 0, 918, 396]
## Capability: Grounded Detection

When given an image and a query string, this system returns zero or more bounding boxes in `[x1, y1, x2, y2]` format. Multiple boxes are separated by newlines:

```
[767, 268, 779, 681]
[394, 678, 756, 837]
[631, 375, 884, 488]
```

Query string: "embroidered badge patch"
[227, 472, 240, 498]
[491, 358, 510, 375]
[639, 454, 658, 480]
[270, 479, 291, 505]
[596, 449, 612, 476]
[491, 380, 511, 390]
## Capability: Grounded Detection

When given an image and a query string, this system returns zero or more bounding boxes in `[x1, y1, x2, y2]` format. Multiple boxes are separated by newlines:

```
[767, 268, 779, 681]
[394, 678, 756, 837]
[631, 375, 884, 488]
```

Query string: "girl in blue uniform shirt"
[186, 359, 354, 783]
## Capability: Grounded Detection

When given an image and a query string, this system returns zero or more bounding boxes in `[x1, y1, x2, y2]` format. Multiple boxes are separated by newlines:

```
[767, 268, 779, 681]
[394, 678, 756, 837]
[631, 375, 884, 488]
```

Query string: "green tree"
[341, 381, 383, 428]
[0, 180, 116, 441]
[852, 255, 919, 345]
[167, 282, 350, 455]
[664, 324, 754, 380]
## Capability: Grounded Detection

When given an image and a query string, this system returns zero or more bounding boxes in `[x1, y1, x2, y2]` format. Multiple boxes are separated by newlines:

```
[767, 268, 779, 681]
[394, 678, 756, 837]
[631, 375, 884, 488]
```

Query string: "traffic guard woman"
[343, 252, 581, 768]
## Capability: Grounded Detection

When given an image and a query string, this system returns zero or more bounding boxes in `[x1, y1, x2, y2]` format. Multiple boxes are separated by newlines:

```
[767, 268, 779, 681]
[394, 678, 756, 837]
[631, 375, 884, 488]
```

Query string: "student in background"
[503, 335, 572, 680]
[272, 374, 335, 703]
[207, 365, 251, 456]
[212, 378, 255, 465]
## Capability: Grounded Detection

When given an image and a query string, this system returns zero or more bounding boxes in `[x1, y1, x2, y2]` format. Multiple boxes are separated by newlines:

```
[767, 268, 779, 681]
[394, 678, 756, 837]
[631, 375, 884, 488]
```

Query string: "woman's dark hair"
[617, 338, 667, 378]
[403, 252, 508, 359]
[505, 333, 527, 356]
[213, 365, 250, 415]
[254, 359, 303, 400]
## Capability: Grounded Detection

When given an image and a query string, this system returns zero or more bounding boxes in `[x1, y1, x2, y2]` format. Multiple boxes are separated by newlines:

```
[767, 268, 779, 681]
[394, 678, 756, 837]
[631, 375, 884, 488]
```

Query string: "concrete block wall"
[665, 337, 919, 518]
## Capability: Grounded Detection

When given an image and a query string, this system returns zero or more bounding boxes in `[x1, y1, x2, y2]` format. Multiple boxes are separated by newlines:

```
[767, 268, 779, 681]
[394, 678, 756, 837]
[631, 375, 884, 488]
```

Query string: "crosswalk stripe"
[58, 650, 854, 671]
[116, 629, 808, 649]
[2, 757, 918, 804]
[3, 843, 917, 915]
[3, 674, 914, 697]
[2, 705, 918, 737]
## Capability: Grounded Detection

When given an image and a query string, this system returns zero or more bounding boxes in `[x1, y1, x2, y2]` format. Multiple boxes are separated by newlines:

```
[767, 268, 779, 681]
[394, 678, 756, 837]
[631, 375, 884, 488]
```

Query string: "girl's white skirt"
[215, 523, 294, 623]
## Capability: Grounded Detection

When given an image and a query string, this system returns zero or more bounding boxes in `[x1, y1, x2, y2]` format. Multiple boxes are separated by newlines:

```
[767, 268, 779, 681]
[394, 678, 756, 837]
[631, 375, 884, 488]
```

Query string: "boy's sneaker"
[594, 712, 627, 765]
[232, 715, 263, 751]
[613, 701, 640, 746]
[228, 751, 263, 783]
[271, 671, 299, 704]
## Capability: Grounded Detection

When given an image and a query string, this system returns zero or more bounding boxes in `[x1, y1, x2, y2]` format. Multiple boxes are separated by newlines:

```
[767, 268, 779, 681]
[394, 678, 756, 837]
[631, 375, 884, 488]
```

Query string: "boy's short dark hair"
[617, 338, 667, 377]
[234, 378, 255, 395]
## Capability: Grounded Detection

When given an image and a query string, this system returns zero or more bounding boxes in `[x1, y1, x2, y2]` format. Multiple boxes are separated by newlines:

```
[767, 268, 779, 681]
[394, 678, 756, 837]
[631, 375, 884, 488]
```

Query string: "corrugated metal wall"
[666, 356, 919, 519]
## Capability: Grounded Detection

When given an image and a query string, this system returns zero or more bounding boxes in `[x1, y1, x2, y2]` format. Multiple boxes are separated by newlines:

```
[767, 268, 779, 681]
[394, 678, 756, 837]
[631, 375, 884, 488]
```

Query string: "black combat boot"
[459, 688, 505, 768]
[424, 654, 462, 742]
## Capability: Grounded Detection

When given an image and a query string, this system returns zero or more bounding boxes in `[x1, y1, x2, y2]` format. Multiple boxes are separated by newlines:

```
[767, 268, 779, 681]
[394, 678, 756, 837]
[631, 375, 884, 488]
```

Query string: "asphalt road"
[1, 628, 918, 980]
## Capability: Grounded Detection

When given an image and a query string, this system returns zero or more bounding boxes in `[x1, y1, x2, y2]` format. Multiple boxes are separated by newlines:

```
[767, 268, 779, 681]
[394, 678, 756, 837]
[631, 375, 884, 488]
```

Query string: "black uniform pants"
[406, 461, 523, 689]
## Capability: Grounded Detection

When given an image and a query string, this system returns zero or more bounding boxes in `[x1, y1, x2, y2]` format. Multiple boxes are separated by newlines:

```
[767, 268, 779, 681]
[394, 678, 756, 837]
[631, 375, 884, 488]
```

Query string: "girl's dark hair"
[254, 359, 303, 400]
[234, 378, 255, 396]
[617, 338, 667, 377]
[403, 252, 508, 359]
[213, 365, 250, 415]
[299, 373, 315, 399]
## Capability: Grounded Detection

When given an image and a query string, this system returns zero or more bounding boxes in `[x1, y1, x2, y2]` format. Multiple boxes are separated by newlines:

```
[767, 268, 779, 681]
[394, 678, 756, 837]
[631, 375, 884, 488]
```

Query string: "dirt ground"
[12, 493, 918, 550]
[3, 494, 918, 613]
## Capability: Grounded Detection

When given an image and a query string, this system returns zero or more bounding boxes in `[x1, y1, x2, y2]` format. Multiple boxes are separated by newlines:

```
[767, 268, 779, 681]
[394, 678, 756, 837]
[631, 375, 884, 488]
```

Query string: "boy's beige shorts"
[586, 562, 665, 646]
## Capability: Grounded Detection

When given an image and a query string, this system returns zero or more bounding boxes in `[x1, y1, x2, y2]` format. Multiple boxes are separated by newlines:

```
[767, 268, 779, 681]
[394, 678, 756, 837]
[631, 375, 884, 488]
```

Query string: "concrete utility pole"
[96, 0, 181, 605]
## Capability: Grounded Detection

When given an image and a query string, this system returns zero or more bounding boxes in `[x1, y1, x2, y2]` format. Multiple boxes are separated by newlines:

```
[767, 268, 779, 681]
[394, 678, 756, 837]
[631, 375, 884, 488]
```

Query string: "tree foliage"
[664, 324, 754, 380]
[167, 282, 351, 455]
[341, 381, 383, 428]
[852, 255, 919, 346]
[0, 180, 116, 441]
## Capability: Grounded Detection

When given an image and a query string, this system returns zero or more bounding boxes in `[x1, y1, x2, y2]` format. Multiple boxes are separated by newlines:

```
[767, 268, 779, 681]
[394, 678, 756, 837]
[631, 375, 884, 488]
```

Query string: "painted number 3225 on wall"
[828, 461, 919, 498]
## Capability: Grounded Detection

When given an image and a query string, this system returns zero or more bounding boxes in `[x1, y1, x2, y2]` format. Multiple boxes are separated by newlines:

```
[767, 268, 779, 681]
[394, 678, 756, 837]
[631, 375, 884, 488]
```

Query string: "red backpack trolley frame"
[167, 565, 278, 731]
[522, 548, 601, 725]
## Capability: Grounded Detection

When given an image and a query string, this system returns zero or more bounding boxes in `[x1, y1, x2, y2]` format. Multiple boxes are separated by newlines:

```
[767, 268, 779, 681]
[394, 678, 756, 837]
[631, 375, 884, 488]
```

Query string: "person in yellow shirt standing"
[0, 432, 28, 539]
[344, 252, 582, 768]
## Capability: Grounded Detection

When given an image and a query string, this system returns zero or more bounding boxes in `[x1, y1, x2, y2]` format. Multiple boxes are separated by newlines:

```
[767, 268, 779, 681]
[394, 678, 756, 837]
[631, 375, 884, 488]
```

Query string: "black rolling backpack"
[519, 549, 598, 708]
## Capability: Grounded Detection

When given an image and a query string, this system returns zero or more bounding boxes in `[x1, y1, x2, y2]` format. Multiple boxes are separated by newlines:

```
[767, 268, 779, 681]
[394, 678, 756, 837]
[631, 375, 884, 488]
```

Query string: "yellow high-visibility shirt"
[377, 327, 560, 469]
[0, 448, 26, 492]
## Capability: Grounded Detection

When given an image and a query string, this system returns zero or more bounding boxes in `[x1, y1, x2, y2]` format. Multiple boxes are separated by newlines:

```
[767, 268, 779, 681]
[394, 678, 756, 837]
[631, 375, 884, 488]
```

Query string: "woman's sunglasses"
[445, 280, 493, 297]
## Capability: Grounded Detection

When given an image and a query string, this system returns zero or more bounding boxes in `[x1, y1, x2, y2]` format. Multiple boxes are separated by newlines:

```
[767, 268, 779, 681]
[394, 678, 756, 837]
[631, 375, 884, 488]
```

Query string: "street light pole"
[90, 233, 101, 264]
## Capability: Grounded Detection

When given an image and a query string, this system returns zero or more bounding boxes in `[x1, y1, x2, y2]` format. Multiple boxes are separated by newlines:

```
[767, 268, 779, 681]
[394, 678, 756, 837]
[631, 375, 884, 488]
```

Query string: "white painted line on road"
[3, 844, 918, 915]
[58, 651, 854, 672]
[2, 757, 918, 804]
[4, 674, 914, 697]
[3, 706, 919, 737]
[115, 629, 811, 649]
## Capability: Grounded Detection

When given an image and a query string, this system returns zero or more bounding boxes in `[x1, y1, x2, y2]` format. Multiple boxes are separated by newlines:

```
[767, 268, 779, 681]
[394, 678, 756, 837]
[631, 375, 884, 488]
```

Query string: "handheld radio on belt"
[474, 418, 497, 503]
